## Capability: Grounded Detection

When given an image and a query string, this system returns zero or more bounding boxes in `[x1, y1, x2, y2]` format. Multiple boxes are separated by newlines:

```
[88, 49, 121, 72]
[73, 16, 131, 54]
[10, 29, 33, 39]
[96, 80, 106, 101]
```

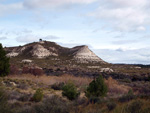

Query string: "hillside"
[4, 41, 111, 76]
[5, 41, 105, 63]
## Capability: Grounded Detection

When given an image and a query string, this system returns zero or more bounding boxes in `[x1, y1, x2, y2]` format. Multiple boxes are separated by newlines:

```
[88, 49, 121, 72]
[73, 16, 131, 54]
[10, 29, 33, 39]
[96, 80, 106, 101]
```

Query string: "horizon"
[1, 0, 150, 64]
[2, 40, 150, 65]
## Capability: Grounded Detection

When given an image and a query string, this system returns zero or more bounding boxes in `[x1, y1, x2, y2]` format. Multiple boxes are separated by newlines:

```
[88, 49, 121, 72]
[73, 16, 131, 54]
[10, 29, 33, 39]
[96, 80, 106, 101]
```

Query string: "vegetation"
[0, 73, 149, 113]
[0, 87, 12, 113]
[32, 88, 43, 102]
[85, 75, 108, 98]
[62, 81, 80, 100]
[51, 82, 64, 90]
[0, 43, 10, 77]
[107, 101, 117, 111]
[2, 41, 150, 112]
[119, 89, 135, 102]
[124, 100, 143, 113]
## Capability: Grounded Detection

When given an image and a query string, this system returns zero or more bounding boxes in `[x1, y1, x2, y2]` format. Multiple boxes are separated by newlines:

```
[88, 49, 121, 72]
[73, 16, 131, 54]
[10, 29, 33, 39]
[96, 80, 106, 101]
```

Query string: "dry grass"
[6, 74, 131, 97]
[105, 77, 131, 96]
[7, 74, 92, 87]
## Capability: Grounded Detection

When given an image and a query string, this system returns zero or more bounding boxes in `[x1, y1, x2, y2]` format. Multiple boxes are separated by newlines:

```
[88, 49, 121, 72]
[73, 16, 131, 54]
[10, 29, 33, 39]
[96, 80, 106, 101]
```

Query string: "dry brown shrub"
[105, 77, 130, 96]
[22, 67, 44, 76]
[7, 74, 92, 87]
[10, 65, 20, 75]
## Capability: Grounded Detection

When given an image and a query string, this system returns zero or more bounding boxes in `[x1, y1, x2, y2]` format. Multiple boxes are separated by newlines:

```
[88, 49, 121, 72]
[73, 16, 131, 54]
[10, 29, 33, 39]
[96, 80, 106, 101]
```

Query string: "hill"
[5, 40, 110, 76]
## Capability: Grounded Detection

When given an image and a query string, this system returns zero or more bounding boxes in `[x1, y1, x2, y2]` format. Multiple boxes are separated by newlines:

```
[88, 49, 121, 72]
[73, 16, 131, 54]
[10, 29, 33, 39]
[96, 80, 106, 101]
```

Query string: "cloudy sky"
[1, 0, 150, 64]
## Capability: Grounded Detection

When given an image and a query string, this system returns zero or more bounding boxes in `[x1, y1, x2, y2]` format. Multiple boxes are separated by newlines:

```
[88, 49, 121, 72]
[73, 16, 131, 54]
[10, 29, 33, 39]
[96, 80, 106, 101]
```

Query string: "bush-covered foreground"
[0, 74, 150, 113]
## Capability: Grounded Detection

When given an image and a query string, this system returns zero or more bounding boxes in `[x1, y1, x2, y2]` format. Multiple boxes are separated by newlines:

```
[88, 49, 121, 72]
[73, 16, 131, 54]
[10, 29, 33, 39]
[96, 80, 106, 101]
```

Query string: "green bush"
[62, 81, 80, 100]
[85, 75, 107, 98]
[32, 88, 43, 102]
[0, 43, 10, 77]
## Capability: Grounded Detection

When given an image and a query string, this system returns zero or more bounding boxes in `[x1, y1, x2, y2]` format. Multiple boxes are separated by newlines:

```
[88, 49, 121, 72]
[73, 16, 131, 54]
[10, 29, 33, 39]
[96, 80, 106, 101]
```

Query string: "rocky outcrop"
[30, 44, 58, 58]
[100, 68, 114, 73]
[7, 52, 19, 57]
[22, 59, 32, 63]
[72, 45, 105, 63]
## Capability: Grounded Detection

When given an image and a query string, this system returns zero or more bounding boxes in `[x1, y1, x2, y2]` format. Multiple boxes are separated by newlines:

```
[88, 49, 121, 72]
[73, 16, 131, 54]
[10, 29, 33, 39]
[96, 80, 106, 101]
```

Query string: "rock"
[7, 52, 19, 57]
[1, 81, 6, 86]
[9, 82, 17, 87]
[72, 45, 105, 63]
[22, 59, 32, 63]
[87, 66, 101, 69]
[100, 68, 114, 73]
[134, 66, 141, 69]
[30, 44, 58, 58]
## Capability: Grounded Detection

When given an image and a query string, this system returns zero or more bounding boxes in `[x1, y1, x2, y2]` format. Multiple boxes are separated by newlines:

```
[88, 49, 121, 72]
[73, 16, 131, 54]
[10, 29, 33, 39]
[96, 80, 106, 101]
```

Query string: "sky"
[1, 0, 150, 64]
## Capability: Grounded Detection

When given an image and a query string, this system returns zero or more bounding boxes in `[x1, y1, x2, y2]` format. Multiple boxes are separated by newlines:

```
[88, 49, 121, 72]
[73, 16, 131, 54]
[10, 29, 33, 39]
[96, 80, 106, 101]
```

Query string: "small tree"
[0, 43, 10, 77]
[85, 75, 107, 98]
[62, 81, 80, 100]
[39, 39, 42, 42]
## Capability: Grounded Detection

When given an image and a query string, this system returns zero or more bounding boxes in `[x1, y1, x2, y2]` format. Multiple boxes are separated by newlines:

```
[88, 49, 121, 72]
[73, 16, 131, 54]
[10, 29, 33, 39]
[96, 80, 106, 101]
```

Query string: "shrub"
[18, 94, 31, 102]
[62, 81, 80, 100]
[22, 67, 43, 76]
[105, 77, 130, 95]
[74, 97, 87, 106]
[0, 43, 10, 77]
[32, 88, 43, 102]
[125, 100, 143, 113]
[33, 95, 70, 113]
[88, 96, 100, 104]
[10, 65, 20, 75]
[107, 101, 117, 111]
[51, 82, 64, 90]
[30, 68, 44, 76]
[85, 75, 107, 98]
[0, 87, 13, 113]
[141, 107, 150, 113]
[119, 89, 135, 102]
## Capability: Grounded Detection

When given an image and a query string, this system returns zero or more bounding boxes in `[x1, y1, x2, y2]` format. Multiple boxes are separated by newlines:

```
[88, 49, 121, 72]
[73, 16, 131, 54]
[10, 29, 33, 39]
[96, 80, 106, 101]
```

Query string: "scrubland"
[0, 74, 150, 113]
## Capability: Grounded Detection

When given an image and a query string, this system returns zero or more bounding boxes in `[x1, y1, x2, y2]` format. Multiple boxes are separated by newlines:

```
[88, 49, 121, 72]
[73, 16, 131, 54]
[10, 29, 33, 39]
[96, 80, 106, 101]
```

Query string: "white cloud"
[112, 39, 139, 45]
[0, 2, 24, 16]
[104, 0, 148, 7]
[23, 0, 97, 9]
[136, 26, 146, 31]
[89, 0, 150, 32]
[0, 36, 7, 40]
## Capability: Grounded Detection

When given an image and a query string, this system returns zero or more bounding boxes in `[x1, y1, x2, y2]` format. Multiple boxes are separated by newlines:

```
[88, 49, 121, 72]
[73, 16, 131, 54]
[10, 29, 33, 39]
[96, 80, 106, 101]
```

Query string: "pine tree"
[0, 44, 10, 77]
[85, 75, 108, 98]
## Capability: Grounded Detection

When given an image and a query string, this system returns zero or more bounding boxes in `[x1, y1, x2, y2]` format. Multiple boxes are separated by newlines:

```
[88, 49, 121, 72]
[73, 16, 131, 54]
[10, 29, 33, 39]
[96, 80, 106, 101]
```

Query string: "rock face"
[6, 52, 19, 57]
[71, 45, 105, 63]
[5, 41, 106, 64]
[30, 44, 58, 58]
[100, 68, 114, 73]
